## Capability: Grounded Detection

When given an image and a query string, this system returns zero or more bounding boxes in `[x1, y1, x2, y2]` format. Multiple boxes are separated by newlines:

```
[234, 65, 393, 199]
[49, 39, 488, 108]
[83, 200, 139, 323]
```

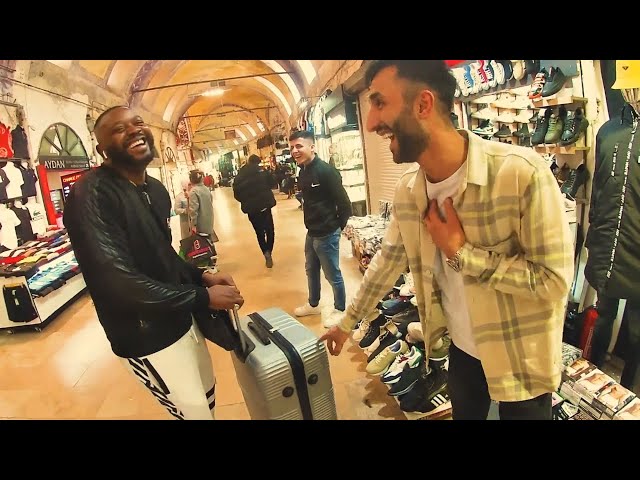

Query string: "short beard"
[104, 146, 154, 171]
[392, 107, 430, 164]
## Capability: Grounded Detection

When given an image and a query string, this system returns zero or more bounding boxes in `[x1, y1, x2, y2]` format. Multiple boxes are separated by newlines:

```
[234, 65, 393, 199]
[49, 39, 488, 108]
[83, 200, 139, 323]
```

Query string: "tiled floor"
[0, 187, 411, 420]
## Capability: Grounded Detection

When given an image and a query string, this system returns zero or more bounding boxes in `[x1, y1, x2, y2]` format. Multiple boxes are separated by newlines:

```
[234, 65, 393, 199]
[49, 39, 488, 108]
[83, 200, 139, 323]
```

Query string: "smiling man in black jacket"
[63, 106, 244, 420]
[290, 130, 352, 328]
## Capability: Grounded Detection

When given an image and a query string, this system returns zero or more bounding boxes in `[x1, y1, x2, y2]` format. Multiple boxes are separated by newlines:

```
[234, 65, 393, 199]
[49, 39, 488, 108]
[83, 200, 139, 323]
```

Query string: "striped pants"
[121, 320, 217, 420]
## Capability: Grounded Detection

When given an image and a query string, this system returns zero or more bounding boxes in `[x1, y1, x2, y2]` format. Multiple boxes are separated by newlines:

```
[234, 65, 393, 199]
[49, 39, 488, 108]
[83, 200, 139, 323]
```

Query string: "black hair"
[93, 105, 129, 131]
[189, 170, 204, 184]
[248, 154, 261, 164]
[289, 130, 315, 142]
[365, 60, 457, 115]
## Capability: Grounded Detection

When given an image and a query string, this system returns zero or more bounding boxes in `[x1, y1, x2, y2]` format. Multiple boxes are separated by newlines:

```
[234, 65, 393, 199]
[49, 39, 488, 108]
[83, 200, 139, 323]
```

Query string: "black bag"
[194, 309, 242, 351]
[180, 233, 215, 266]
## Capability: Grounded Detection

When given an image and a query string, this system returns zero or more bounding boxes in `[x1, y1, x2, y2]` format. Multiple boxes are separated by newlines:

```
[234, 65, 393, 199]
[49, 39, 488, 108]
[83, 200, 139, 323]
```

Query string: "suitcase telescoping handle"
[230, 304, 248, 354]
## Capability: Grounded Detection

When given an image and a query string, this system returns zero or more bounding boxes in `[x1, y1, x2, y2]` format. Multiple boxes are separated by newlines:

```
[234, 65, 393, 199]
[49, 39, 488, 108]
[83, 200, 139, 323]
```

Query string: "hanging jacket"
[10, 125, 29, 159]
[584, 104, 640, 299]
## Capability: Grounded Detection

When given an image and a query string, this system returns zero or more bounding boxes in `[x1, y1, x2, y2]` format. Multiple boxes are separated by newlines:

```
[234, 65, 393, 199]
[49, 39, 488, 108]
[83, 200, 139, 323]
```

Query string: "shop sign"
[40, 156, 91, 170]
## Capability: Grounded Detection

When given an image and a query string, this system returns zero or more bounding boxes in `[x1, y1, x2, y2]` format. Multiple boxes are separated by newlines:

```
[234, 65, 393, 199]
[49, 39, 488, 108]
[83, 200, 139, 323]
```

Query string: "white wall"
[10, 85, 96, 164]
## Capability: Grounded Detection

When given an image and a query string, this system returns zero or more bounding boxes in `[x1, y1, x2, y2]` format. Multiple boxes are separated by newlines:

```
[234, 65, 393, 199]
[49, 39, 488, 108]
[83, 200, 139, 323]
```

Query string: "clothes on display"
[344, 207, 391, 273]
[2, 283, 38, 323]
[10, 125, 30, 159]
[0, 122, 14, 159]
[0, 228, 72, 281]
[2, 161, 24, 199]
[20, 163, 37, 198]
[11, 201, 34, 244]
[0, 204, 21, 249]
[25, 198, 47, 236]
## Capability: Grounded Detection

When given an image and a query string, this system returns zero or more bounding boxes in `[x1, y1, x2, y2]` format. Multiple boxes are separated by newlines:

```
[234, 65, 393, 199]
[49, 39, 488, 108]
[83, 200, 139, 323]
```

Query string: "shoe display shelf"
[353, 279, 453, 420]
[0, 249, 86, 334]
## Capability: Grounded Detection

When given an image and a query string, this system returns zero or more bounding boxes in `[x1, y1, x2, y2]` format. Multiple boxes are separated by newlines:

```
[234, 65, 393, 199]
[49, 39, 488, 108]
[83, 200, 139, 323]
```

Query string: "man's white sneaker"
[294, 303, 322, 317]
[323, 309, 345, 329]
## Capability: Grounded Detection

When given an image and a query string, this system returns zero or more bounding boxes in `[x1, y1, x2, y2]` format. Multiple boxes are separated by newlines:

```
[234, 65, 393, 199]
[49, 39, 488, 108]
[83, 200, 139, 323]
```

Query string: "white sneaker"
[323, 309, 345, 329]
[294, 303, 322, 317]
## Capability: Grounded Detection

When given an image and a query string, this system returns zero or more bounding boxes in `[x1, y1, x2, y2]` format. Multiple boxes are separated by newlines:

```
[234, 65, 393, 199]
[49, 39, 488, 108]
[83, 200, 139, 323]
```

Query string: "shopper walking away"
[232, 154, 277, 268]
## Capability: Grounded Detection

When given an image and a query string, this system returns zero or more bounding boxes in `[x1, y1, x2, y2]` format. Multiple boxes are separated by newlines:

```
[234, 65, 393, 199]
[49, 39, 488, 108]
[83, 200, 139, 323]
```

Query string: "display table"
[0, 230, 86, 333]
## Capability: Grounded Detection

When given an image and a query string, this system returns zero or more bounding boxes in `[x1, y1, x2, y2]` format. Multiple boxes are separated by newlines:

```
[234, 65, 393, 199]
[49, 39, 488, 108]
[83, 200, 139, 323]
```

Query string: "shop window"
[38, 123, 88, 158]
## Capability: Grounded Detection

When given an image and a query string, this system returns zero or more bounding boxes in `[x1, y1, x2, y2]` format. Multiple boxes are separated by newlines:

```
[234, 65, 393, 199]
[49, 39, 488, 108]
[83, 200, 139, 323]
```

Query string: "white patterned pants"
[121, 320, 216, 420]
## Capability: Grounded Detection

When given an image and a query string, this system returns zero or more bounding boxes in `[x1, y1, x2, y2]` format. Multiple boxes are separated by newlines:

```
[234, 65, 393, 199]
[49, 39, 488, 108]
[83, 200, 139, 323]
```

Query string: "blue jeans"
[305, 229, 346, 311]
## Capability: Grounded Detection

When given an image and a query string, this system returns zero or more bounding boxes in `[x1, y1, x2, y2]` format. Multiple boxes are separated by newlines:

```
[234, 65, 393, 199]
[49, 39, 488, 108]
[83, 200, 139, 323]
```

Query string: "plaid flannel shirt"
[341, 130, 574, 402]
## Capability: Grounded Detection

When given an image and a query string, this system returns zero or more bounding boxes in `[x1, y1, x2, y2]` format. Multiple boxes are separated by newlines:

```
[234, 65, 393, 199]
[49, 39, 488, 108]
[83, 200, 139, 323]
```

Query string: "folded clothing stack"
[27, 254, 81, 297]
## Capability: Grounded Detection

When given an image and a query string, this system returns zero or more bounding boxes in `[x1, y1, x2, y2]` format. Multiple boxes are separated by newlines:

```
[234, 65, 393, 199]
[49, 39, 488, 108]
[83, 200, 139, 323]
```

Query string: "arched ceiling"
[53, 60, 326, 151]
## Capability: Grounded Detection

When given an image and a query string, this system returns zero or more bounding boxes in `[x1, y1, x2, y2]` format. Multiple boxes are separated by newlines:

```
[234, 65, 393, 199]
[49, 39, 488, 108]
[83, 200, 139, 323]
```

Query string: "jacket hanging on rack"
[11, 204, 34, 244]
[10, 125, 29, 159]
[0, 122, 14, 159]
[19, 164, 37, 198]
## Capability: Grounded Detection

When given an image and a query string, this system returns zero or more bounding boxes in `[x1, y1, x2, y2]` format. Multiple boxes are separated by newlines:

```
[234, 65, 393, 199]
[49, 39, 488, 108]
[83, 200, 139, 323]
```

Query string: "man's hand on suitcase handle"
[202, 271, 236, 288]
[319, 326, 349, 356]
[208, 285, 244, 310]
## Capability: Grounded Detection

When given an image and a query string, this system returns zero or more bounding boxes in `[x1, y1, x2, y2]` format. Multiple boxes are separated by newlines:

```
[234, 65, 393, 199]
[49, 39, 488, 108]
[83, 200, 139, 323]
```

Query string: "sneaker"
[323, 309, 344, 329]
[352, 311, 383, 342]
[542, 66, 568, 98]
[382, 345, 424, 384]
[493, 124, 513, 138]
[511, 60, 526, 81]
[294, 303, 322, 317]
[472, 121, 496, 137]
[560, 164, 588, 200]
[406, 321, 424, 343]
[367, 323, 402, 361]
[560, 108, 589, 146]
[531, 108, 552, 145]
[358, 314, 387, 349]
[471, 107, 497, 121]
[388, 358, 426, 396]
[390, 307, 420, 335]
[544, 106, 567, 144]
[264, 251, 273, 268]
[398, 366, 449, 414]
[528, 68, 548, 100]
[366, 339, 409, 376]
[429, 335, 452, 361]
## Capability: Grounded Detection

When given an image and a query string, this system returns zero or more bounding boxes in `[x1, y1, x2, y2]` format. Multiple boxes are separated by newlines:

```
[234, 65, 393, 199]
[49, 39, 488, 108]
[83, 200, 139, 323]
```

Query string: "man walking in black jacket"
[64, 106, 244, 420]
[233, 154, 277, 268]
[289, 130, 352, 328]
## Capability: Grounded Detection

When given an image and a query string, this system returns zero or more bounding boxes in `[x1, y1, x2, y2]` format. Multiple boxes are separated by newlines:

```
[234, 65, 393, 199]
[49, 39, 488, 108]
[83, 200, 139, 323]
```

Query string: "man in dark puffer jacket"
[233, 154, 277, 268]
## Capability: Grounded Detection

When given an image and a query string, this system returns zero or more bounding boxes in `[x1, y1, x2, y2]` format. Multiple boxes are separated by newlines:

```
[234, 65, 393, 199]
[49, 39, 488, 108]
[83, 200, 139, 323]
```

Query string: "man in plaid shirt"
[321, 60, 574, 419]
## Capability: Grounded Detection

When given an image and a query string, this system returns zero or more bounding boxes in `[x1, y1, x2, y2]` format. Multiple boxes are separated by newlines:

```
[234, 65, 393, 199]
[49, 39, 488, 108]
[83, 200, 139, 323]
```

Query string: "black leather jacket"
[63, 166, 210, 358]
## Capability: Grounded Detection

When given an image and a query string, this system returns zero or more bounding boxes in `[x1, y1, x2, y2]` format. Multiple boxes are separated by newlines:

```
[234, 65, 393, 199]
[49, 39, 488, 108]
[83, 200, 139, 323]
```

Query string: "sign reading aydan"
[40, 156, 90, 170]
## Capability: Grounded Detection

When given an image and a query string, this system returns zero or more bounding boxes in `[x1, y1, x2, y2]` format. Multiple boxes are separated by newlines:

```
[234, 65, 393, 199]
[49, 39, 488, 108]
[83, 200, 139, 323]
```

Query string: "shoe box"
[557, 356, 638, 420]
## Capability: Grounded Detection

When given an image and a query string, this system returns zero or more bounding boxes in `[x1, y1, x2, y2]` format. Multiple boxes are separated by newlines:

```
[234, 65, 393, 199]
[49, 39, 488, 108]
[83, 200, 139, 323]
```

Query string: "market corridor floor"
[0, 187, 408, 420]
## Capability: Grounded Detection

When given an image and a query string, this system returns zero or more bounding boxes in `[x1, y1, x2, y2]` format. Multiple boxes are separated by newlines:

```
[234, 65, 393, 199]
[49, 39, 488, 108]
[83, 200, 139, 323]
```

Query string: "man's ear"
[96, 145, 107, 159]
[417, 89, 435, 119]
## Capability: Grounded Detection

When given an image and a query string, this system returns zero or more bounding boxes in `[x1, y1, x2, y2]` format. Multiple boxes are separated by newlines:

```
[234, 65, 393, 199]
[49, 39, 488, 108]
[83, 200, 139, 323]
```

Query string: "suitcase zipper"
[248, 312, 314, 420]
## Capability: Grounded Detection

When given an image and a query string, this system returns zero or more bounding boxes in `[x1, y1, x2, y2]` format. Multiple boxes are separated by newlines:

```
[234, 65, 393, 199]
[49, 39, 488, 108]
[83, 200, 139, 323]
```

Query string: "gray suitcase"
[230, 307, 338, 420]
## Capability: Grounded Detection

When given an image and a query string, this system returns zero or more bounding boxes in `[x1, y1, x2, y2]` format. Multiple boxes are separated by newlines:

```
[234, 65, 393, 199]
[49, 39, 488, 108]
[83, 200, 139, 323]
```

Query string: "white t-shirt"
[3, 163, 24, 200]
[0, 207, 21, 249]
[425, 163, 478, 359]
[25, 201, 47, 235]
